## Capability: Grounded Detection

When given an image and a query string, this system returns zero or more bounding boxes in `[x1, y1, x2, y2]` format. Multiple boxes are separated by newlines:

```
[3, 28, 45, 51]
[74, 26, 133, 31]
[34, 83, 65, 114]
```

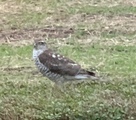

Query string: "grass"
[0, 44, 136, 120]
[0, 0, 136, 120]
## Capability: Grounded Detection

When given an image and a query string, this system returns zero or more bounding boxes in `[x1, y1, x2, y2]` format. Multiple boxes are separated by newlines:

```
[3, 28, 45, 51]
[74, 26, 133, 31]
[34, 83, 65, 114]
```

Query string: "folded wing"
[38, 49, 81, 76]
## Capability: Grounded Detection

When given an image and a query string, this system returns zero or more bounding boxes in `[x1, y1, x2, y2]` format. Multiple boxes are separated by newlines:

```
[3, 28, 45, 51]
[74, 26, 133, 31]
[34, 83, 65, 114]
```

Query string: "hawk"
[33, 39, 98, 85]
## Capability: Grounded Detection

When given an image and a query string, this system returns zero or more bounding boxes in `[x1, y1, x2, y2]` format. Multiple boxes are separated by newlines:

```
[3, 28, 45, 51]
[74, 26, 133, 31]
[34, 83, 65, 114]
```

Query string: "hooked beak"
[33, 43, 37, 49]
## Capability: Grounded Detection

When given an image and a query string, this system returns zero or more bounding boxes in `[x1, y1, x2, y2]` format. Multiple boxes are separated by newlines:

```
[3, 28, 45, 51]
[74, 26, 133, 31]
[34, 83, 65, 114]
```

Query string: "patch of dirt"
[0, 66, 33, 71]
[0, 26, 74, 43]
[0, 1, 22, 14]
[0, 66, 40, 76]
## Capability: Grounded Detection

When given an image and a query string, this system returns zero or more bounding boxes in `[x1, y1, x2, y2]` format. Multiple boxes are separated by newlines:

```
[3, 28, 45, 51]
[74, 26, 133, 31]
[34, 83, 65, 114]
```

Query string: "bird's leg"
[49, 82, 56, 98]
[50, 80, 66, 98]
[55, 80, 65, 92]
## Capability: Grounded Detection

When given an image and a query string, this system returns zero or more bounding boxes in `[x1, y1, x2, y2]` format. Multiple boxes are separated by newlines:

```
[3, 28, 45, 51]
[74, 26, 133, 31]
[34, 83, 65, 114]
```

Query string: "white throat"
[33, 49, 44, 60]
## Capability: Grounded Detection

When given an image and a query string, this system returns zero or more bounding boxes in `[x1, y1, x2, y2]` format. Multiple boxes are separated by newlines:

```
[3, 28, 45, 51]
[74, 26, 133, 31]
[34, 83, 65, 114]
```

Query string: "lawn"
[0, 0, 136, 120]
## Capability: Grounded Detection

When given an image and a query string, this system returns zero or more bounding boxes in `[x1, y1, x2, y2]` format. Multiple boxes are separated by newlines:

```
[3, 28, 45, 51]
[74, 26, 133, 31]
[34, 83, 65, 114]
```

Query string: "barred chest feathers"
[34, 57, 63, 82]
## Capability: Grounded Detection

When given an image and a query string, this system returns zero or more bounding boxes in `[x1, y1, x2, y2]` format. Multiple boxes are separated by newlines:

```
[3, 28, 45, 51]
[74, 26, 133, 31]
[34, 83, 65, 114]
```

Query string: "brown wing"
[38, 49, 81, 76]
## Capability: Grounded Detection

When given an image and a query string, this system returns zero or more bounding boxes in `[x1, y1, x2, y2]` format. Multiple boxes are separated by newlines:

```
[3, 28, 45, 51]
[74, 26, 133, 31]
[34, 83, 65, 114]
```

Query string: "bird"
[33, 39, 98, 86]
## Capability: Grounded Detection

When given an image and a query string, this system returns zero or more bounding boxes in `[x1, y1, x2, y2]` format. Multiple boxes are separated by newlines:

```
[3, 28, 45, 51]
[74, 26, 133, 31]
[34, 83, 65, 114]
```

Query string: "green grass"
[66, 5, 136, 15]
[0, 0, 136, 119]
[0, 44, 136, 120]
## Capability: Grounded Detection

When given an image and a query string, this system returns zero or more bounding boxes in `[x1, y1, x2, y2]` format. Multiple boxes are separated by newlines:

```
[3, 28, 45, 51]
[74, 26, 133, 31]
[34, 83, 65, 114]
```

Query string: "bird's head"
[33, 39, 47, 50]
[33, 39, 48, 60]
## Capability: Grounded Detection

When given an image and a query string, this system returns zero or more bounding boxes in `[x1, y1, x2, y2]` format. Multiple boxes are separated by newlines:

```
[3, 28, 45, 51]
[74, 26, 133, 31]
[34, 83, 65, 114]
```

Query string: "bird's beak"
[34, 43, 36, 48]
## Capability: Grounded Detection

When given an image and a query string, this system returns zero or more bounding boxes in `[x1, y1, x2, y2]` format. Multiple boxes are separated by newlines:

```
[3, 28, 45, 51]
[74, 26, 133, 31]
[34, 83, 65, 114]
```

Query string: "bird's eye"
[40, 42, 45, 45]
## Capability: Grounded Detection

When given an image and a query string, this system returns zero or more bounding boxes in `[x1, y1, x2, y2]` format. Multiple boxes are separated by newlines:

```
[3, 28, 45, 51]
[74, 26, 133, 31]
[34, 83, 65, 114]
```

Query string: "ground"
[0, 0, 136, 120]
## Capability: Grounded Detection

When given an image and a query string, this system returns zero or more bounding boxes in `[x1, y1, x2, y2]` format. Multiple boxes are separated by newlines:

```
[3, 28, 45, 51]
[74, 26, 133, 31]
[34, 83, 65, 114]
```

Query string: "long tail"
[75, 69, 99, 80]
